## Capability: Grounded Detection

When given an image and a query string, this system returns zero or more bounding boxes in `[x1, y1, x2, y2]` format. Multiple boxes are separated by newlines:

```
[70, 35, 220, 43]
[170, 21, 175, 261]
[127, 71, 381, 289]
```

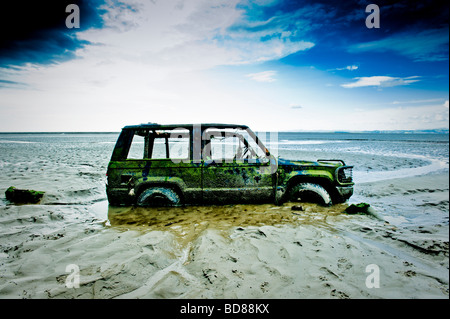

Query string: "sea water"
[0, 131, 448, 226]
[0, 131, 448, 187]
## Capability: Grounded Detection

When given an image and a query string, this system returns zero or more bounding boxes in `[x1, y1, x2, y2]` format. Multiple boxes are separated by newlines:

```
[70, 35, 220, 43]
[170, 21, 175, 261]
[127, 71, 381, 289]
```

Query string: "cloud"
[392, 98, 446, 105]
[246, 71, 277, 82]
[345, 65, 358, 71]
[213, 2, 323, 62]
[341, 76, 420, 89]
[237, 39, 314, 63]
[0, 79, 29, 89]
[74, 0, 315, 68]
[444, 100, 449, 108]
[330, 65, 359, 72]
[289, 104, 303, 109]
[348, 28, 449, 62]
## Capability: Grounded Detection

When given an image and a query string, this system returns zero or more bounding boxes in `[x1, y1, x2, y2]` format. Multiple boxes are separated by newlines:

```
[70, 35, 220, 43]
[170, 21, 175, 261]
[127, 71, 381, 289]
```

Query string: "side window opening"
[126, 129, 189, 160]
[210, 134, 240, 161]
[203, 128, 268, 163]
[168, 133, 190, 160]
[127, 134, 145, 159]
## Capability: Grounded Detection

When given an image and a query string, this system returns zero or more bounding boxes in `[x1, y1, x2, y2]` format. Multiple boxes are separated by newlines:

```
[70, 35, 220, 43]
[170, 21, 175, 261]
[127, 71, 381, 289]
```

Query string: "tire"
[289, 182, 332, 206]
[136, 187, 181, 207]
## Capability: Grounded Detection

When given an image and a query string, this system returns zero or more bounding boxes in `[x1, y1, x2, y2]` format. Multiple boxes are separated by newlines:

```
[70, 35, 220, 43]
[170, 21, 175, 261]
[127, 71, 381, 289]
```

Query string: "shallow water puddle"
[102, 202, 351, 245]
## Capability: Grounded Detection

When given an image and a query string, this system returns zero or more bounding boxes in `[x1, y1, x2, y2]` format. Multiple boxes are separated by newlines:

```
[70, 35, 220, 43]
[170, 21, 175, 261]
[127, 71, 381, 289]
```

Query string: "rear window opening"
[126, 129, 190, 160]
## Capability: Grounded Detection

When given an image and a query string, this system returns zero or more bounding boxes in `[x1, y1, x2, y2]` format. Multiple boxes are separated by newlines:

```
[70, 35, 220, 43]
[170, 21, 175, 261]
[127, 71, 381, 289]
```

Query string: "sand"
[0, 171, 448, 299]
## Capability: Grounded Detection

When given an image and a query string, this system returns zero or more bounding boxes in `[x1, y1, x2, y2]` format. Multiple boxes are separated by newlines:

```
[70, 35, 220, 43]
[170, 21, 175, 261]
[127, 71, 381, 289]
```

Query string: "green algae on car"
[106, 123, 354, 207]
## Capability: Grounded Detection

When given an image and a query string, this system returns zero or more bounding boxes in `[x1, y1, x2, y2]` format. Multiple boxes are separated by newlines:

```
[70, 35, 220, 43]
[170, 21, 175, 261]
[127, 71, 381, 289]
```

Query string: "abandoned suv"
[106, 123, 353, 206]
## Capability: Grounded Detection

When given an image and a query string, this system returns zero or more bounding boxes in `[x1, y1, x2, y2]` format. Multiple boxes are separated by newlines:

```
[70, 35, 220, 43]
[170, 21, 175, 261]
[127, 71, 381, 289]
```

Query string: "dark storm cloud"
[0, 0, 105, 67]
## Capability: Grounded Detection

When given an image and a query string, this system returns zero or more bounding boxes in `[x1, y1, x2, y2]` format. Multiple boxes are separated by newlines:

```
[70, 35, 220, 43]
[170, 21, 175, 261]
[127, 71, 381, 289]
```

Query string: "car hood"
[277, 157, 340, 168]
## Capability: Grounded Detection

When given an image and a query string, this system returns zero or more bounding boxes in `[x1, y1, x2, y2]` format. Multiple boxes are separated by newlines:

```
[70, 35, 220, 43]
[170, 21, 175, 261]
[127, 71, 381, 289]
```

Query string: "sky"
[0, 0, 448, 132]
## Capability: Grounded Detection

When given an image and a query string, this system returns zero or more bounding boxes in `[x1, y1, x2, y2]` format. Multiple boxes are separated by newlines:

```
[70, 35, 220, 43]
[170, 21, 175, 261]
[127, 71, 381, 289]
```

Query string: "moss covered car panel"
[106, 124, 354, 206]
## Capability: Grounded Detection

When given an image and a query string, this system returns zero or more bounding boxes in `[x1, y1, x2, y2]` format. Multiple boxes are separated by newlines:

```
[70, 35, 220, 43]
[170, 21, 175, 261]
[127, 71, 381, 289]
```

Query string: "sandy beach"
[0, 175, 448, 299]
[0, 133, 448, 299]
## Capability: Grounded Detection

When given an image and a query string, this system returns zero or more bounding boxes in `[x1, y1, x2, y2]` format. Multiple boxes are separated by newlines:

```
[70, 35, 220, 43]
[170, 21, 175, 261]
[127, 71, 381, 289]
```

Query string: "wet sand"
[0, 133, 448, 299]
[0, 172, 448, 299]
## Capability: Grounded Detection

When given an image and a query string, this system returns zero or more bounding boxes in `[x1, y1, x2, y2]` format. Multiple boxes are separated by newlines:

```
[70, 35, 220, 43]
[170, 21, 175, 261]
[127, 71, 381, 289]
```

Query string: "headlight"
[337, 166, 353, 184]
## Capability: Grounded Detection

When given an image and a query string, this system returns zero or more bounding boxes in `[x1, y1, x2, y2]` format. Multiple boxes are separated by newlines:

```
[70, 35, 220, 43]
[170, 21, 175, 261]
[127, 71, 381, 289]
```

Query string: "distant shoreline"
[0, 132, 120, 134]
[0, 130, 448, 135]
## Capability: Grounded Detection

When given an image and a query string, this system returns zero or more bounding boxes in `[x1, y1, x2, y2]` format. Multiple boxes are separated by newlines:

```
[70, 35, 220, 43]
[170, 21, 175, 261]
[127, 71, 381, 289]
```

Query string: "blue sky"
[0, 0, 448, 132]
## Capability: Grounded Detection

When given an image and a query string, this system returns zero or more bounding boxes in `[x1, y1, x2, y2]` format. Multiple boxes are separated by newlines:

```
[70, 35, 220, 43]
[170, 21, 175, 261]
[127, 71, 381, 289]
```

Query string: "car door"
[201, 128, 275, 204]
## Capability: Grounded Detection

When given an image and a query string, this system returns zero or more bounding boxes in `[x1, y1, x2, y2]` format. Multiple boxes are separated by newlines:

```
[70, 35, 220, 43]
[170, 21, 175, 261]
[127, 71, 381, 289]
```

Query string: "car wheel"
[289, 182, 332, 206]
[136, 187, 181, 207]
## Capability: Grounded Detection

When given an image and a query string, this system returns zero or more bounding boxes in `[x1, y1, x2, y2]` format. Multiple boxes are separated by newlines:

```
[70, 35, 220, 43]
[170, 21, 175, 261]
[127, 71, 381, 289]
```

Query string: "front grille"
[337, 166, 353, 184]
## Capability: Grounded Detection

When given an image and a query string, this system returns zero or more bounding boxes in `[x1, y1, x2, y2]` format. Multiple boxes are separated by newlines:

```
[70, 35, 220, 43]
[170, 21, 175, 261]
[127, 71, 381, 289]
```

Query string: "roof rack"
[123, 123, 249, 130]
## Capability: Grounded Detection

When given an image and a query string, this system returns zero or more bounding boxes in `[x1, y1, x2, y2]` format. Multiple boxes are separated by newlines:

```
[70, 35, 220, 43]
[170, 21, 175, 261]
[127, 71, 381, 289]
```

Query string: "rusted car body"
[106, 123, 353, 206]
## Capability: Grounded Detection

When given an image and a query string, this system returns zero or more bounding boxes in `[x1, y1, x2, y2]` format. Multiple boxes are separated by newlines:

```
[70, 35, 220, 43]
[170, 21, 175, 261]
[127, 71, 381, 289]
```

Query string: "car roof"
[122, 123, 249, 130]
